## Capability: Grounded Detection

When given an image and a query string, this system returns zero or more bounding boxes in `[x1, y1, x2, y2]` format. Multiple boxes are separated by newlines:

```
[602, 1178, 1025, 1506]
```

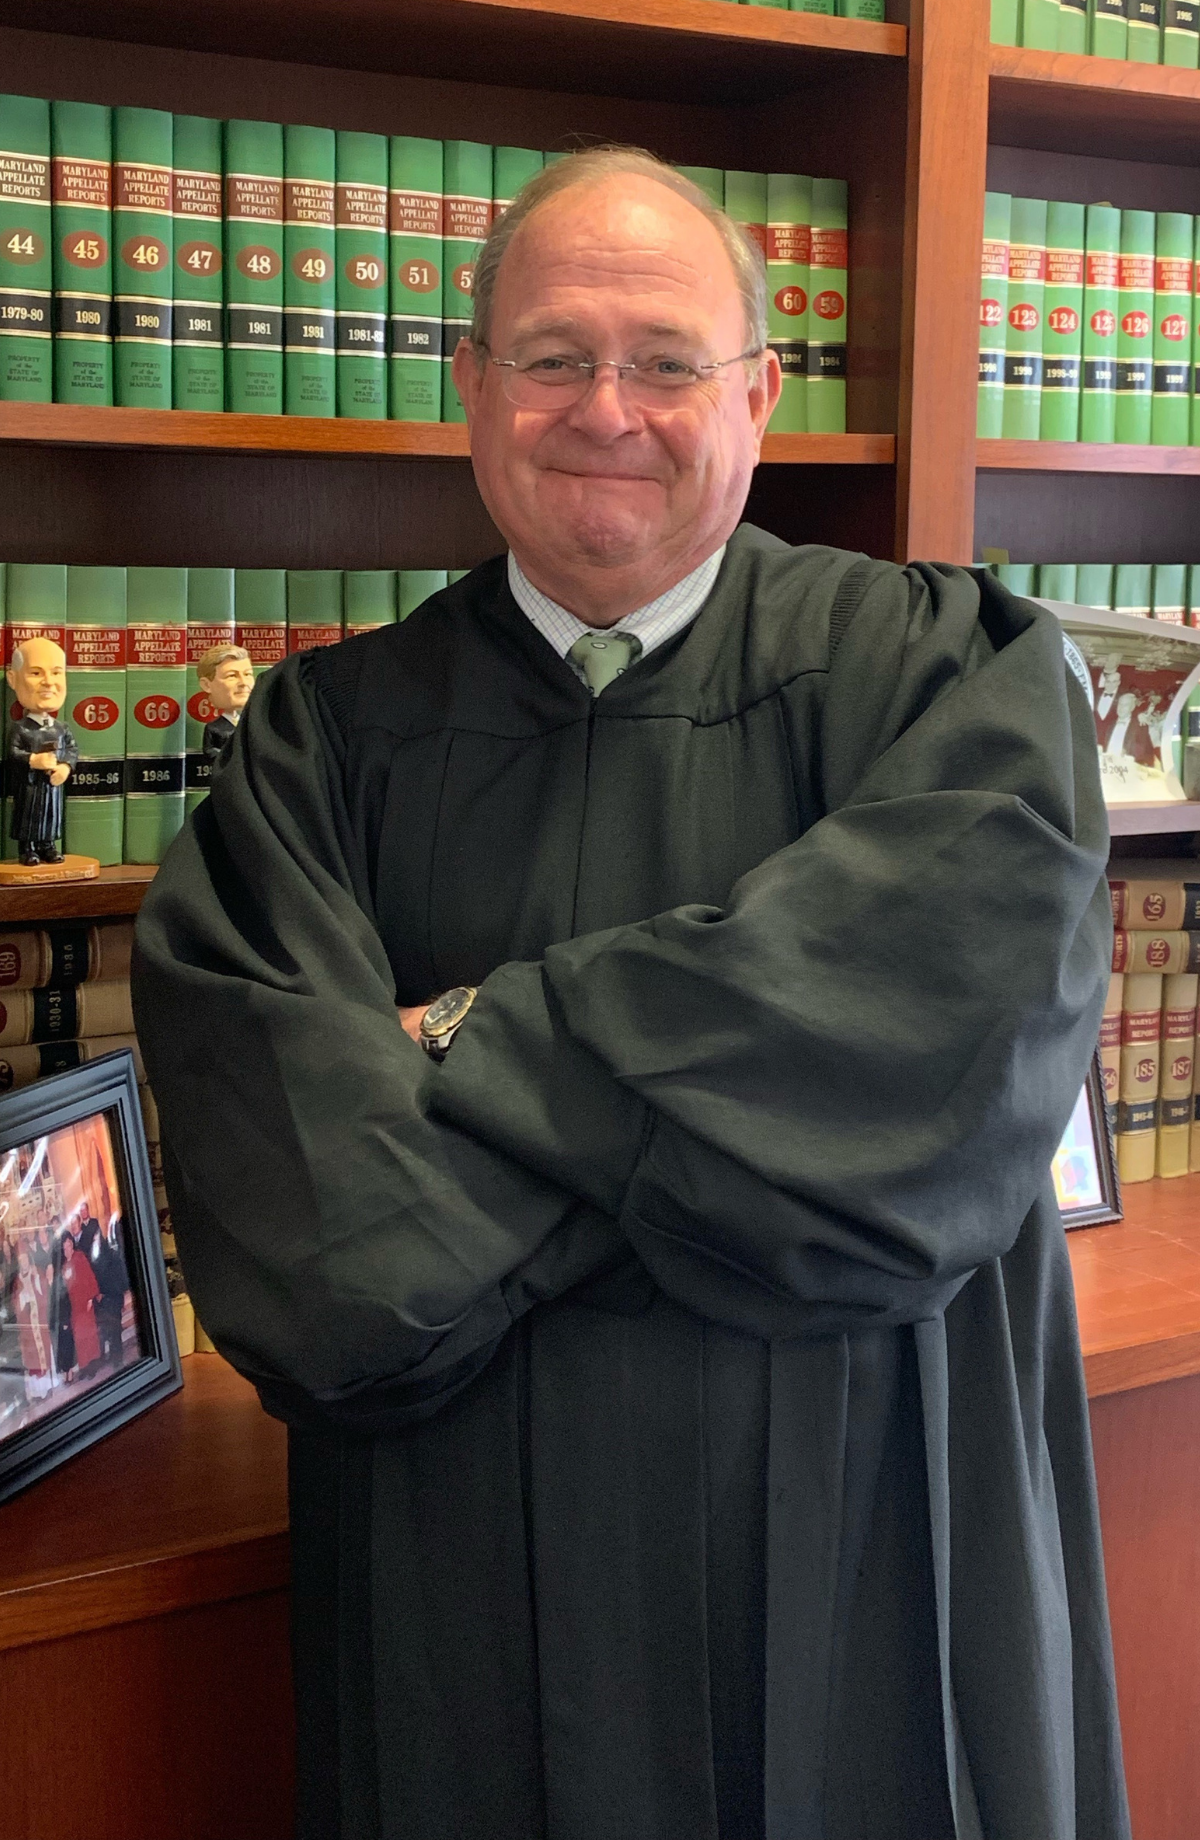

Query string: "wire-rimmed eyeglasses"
[481, 344, 765, 409]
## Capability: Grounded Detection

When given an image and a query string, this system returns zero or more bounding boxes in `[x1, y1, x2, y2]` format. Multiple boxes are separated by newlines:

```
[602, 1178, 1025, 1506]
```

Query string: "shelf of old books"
[0, 865, 155, 923]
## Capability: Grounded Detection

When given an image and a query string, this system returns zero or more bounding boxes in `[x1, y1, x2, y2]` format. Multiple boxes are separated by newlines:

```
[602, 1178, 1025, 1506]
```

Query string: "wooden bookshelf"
[0, 403, 895, 468]
[0, 0, 904, 103]
[1071, 1173, 1200, 1399]
[0, 865, 156, 923]
[1107, 804, 1200, 838]
[989, 41, 1200, 163]
[979, 440, 1200, 476]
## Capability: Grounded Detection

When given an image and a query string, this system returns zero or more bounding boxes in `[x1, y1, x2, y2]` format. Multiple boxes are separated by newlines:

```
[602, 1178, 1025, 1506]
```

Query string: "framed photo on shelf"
[0, 1050, 181, 1505]
[1052, 1050, 1123, 1231]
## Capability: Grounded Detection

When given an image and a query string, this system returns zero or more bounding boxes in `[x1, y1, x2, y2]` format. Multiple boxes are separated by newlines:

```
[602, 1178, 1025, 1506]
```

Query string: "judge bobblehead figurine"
[197, 644, 255, 763]
[1, 638, 96, 884]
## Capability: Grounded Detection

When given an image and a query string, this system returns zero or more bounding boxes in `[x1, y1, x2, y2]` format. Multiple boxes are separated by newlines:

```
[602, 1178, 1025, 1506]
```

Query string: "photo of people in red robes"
[0, 1111, 144, 1441]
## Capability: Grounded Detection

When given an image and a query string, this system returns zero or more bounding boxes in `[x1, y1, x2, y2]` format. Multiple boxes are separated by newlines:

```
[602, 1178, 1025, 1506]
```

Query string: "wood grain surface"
[1070, 1173, 1200, 1397]
[0, 1354, 288, 1653]
[1091, 1372, 1200, 1840]
[895, 0, 991, 562]
[0, 3, 901, 109]
[979, 439, 1200, 475]
[990, 41, 1200, 165]
[0, 865, 156, 925]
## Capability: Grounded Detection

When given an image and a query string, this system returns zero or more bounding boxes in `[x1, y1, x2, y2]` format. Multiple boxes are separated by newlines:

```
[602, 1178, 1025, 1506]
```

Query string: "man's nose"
[564, 365, 644, 440]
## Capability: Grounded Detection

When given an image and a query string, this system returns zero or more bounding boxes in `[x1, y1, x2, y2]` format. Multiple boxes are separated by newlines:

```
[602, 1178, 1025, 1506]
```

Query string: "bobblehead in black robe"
[202, 712, 237, 760]
[8, 713, 77, 857]
[132, 528, 1130, 1840]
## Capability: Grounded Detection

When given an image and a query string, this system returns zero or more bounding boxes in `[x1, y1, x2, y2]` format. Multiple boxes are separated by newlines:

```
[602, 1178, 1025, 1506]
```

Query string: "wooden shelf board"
[989, 43, 1200, 164]
[0, 0, 904, 104]
[1107, 805, 1200, 838]
[0, 1354, 288, 1654]
[0, 405, 893, 468]
[1071, 1172, 1200, 1399]
[0, 864, 156, 924]
[978, 439, 1200, 476]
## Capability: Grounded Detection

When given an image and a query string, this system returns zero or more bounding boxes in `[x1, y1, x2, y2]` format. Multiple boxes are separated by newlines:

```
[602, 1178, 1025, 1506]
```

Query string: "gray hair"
[469, 145, 768, 356]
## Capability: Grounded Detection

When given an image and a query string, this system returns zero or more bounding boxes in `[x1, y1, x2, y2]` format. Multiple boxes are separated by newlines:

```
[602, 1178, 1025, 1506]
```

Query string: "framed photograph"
[1052, 1050, 1123, 1230]
[0, 1049, 181, 1504]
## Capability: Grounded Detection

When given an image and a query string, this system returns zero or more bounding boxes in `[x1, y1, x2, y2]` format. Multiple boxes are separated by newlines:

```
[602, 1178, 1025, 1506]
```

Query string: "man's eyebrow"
[507, 317, 699, 342]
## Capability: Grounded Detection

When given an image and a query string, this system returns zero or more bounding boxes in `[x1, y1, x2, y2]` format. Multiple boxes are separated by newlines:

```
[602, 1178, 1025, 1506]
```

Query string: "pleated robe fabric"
[132, 526, 1131, 1840]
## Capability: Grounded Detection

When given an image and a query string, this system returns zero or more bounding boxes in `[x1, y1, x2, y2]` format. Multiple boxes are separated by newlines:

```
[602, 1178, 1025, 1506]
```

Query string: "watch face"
[423, 986, 475, 1037]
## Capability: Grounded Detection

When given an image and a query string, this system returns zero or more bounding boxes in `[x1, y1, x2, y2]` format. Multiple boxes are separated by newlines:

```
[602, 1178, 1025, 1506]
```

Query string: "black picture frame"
[1054, 1049, 1124, 1231]
[0, 1049, 181, 1505]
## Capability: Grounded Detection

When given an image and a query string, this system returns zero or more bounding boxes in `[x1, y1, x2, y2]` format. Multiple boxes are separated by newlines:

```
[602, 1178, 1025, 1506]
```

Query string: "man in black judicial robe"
[132, 150, 1130, 1840]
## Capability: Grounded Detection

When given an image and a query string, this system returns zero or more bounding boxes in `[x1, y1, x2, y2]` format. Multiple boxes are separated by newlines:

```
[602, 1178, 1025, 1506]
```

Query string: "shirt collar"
[507, 546, 726, 674]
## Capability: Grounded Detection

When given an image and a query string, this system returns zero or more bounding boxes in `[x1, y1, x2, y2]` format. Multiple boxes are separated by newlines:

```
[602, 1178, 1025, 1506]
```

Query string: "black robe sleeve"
[428, 562, 1112, 1338]
[132, 658, 636, 1431]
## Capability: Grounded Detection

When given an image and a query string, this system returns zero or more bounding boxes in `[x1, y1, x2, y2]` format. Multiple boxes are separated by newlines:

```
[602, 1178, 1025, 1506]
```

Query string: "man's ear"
[451, 338, 486, 427]
[749, 348, 784, 445]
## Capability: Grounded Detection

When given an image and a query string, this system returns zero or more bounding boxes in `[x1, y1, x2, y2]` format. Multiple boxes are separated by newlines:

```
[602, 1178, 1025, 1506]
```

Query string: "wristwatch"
[419, 986, 477, 1061]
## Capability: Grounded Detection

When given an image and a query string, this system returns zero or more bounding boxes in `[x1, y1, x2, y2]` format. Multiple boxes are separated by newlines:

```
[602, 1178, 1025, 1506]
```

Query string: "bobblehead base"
[0, 854, 99, 887]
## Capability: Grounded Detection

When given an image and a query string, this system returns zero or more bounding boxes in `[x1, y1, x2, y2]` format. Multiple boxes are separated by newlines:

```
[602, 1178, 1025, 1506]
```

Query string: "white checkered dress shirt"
[507, 546, 726, 684]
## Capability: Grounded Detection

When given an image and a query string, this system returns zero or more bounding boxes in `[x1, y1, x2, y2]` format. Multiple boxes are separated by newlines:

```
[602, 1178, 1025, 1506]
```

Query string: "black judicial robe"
[132, 526, 1131, 1840]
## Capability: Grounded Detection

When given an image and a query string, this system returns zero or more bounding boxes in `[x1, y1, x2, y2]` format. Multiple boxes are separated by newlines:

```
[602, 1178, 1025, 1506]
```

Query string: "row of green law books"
[979, 196, 1200, 445]
[0, 562, 460, 866]
[0, 95, 848, 433]
[988, 561, 1200, 619]
[992, 0, 1200, 64]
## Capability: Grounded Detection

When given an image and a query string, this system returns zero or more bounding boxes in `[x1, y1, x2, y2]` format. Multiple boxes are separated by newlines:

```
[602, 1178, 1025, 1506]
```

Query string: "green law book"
[0, 96, 51, 402]
[398, 571, 449, 620]
[748, 0, 786, 10]
[1152, 213, 1193, 447]
[1059, 0, 1090, 47]
[63, 566, 126, 864]
[50, 101, 111, 406]
[992, 0, 1020, 40]
[979, 194, 1011, 438]
[1081, 204, 1120, 443]
[282, 124, 335, 417]
[287, 570, 343, 652]
[838, 0, 885, 16]
[344, 570, 397, 636]
[675, 167, 724, 205]
[113, 107, 173, 408]
[791, 0, 835, 11]
[1023, 0, 1062, 45]
[807, 178, 848, 433]
[4, 564, 66, 858]
[447, 570, 470, 584]
[1164, 0, 1200, 62]
[224, 120, 283, 415]
[184, 566, 234, 815]
[172, 116, 224, 411]
[1116, 210, 1155, 445]
[1039, 564, 1079, 602]
[389, 138, 443, 424]
[995, 564, 1038, 596]
[1113, 563, 1153, 617]
[1089, 0, 1130, 51]
[724, 172, 768, 259]
[1153, 563, 1188, 623]
[336, 132, 387, 419]
[492, 147, 542, 219]
[124, 566, 186, 863]
[1077, 563, 1115, 607]
[1127, 0, 1163, 57]
[442, 142, 491, 424]
[1041, 201, 1084, 443]
[1001, 197, 1047, 440]
[766, 173, 811, 434]
[234, 568, 287, 678]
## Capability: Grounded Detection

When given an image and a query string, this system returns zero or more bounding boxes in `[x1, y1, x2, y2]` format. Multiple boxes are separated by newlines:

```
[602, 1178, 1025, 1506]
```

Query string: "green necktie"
[568, 630, 643, 695]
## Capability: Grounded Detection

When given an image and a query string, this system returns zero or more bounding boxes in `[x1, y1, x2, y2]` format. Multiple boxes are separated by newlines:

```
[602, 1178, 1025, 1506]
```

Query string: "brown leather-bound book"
[0, 919, 133, 991]
[1117, 970, 1163, 1185]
